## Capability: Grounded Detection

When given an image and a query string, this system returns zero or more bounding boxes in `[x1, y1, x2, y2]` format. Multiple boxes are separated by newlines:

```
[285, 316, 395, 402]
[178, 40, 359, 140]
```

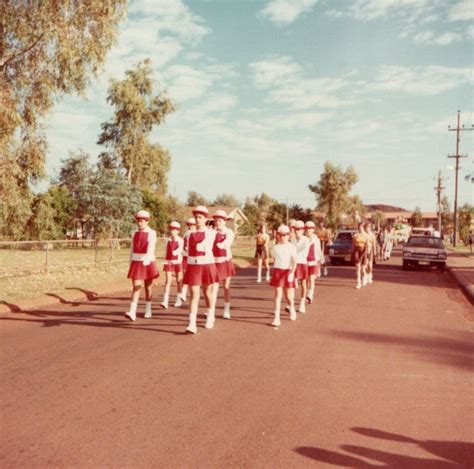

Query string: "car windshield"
[335, 232, 354, 242]
[407, 237, 443, 248]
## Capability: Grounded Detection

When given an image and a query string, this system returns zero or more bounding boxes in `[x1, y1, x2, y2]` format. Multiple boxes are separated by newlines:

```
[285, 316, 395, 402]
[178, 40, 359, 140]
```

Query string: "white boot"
[186, 311, 197, 334]
[323, 266, 328, 276]
[266, 270, 270, 281]
[257, 276, 262, 283]
[290, 306, 297, 321]
[205, 308, 215, 329]
[125, 302, 137, 321]
[174, 295, 182, 307]
[223, 302, 231, 319]
[180, 286, 188, 303]
[144, 301, 152, 319]
[299, 299, 306, 314]
[362, 274, 368, 286]
[272, 311, 281, 327]
[368, 273, 373, 284]
[160, 293, 169, 309]
[306, 289, 314, 304]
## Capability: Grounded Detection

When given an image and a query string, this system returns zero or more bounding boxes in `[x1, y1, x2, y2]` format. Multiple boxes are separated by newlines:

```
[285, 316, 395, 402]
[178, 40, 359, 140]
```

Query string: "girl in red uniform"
[292, 220, 310, 313]
[125, 210, 159, 321]
[270, 225, 297, 327]
[179, 217, 196, 304]
[183, 206, 219, 334]
[212, 210, 236, 319]
[305, 220, 324, 304]
[160, 221, 184, 310]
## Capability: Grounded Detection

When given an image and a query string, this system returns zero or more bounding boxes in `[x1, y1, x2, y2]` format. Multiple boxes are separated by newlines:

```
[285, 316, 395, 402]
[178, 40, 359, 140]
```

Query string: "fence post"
[45, 242, 50, 274]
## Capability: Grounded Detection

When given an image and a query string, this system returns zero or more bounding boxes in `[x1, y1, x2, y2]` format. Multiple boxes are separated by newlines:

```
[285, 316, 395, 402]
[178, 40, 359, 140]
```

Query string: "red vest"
[133, 231, 149, 254]
[307, 243, 315, 262]
[188, 231, 206, 257]
[165, 239, 179, 261]
[213, 232, 227, 258]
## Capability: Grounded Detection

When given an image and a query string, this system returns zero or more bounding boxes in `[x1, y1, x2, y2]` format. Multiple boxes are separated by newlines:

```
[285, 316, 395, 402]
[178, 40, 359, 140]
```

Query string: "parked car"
[328, 230, 357, 265]
[402, 236, 447, 272]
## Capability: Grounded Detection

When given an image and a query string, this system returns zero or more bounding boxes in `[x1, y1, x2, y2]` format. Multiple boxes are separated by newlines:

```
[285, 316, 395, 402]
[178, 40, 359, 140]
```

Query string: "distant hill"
[364, 204, 408, 212]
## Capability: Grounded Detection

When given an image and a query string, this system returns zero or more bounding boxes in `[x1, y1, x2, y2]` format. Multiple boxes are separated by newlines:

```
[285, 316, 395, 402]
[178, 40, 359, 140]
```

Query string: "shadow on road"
[325, 329, 474, 372]
[294, 426, 474, 467]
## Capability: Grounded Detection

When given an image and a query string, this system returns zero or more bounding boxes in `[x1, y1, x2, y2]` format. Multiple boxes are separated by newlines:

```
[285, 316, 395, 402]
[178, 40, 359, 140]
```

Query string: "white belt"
[186, 256, 214, 265]
[131, 253, 154, 261]
[164, 259, 181, 265]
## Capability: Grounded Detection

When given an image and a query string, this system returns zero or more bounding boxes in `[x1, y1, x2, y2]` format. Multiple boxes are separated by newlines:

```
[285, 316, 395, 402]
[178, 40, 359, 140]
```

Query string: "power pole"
[447, 110, 473, 247]
[434, 170, 445, 234]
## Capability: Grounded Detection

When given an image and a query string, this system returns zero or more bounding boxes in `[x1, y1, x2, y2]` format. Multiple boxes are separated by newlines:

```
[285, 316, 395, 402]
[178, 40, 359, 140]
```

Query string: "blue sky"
[46, 0, 473, 211]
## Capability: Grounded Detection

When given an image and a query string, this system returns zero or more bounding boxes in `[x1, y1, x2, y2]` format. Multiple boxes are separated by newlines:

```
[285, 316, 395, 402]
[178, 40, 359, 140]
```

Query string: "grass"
[0, 241, 257, 303]
[445, 243, 474, 258]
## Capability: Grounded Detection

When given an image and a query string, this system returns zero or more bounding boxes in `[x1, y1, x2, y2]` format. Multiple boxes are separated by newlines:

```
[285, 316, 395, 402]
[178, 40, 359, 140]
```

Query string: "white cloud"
[249, 56, 302, 87]
[349, 0, 432, 21]
[434, 32, 463, 45]
[260, 0, 318, 25]
[449, 0, 474, 21]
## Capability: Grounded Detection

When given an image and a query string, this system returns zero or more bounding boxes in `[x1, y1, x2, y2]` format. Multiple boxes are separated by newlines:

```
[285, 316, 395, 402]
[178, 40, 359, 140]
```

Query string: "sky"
[45, 0, 474, 211]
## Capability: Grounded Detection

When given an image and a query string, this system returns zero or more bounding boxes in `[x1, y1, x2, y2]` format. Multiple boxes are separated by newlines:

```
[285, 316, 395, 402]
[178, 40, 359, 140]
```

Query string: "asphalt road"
[1, 253, 473, 468]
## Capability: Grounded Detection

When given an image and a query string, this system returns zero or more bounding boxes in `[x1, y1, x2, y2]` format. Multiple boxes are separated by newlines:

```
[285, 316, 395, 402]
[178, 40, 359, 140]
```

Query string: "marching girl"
[179, 217, 196, 304]
[270, 225, 297, 327]
[305, 220, 324, 304]
[292, 220, 310, 313]
[255, 224, 271, 283]
[125, 210, 159, 321]
[182, 206, 219, 334]
[160, 221, 184, 310]
[212, 210, 236, 319]
[289, 219, 297, 243]
[365, 222, 377, 284]
[315, 220, 329, 277]
[352, 222, 368, 289]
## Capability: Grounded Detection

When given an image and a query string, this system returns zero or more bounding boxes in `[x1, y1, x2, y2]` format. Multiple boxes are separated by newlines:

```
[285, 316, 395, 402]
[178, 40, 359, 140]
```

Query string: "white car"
[402, 236, 447, 272]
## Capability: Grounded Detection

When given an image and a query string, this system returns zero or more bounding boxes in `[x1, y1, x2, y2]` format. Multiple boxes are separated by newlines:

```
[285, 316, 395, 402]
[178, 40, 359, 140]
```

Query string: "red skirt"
[127, 261, 159, 280]
[270, 268, 296, 288]
[308, 264, 319, 276]
[183, 263, 219, 286]
[182, 256, 188, 271]
[216, 260, 236, 281]
[295, 263, 308, 280]
[164, 263, 182, 273]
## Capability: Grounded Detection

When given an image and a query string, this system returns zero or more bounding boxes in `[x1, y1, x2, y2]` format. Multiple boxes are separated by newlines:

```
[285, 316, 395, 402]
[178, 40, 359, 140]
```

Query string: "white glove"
[196, 242, 205, 252]
[287, 273, 294, 282]
[143, 258, 151, 266]
[216, 242, 225, 249]
[172, 249, 180, 256]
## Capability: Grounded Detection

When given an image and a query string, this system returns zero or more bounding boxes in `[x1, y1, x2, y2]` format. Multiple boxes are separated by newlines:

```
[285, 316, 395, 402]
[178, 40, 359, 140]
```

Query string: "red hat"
[186, 217, 196, 226]
[134, 210, 150, 220]
[277, 224, 290, 235]
[192, 205, 209, 218]
[169, 221, 181, 230]
[213, 209, 227, 220]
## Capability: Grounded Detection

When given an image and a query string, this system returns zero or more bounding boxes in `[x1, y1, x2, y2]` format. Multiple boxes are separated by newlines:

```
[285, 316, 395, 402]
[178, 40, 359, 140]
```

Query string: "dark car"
[402, 236, 447, 272]
[328, 230, 357, 265]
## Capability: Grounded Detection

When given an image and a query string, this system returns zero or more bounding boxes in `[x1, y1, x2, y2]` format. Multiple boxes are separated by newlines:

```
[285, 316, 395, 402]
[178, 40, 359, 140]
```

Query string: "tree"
[26, 192, 63, 240]
[212, 193, 240, 207]
[97, 60, 175, 192]
[410, 207, 423, 227]
[372, 210, 386, 230]
[308, 162, 358, 229]
[0, 2, 126, 236]
[440, 196, 452, 233]
[346, 195, 365, 227]
[186, 191, 208, 207]
[459, 204, 473, 245]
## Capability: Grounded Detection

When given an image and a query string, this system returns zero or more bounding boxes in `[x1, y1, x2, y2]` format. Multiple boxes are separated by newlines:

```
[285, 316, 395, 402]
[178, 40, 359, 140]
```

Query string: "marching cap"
[186, 217, 196, 226]
[294, 220, 305, 230]
[213, 209, 228, 220]
[135, 210, 150, 220]
[305, 220, 316, 228]
[277, 224, 290, 235]
[169, 221, 181, 230]
[192, 205, 209, 217]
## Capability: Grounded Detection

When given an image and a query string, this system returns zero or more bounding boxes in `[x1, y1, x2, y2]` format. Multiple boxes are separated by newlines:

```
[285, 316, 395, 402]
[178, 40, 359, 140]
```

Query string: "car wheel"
[403, 261, 409, 271]
[331, 258, 338, 265]
[439, 264, 446, 273]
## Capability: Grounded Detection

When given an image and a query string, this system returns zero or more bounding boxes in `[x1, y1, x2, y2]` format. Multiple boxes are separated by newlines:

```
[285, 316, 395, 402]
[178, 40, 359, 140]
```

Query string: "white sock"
[129, 302, 137, 314]
[145, 302, 152, 313]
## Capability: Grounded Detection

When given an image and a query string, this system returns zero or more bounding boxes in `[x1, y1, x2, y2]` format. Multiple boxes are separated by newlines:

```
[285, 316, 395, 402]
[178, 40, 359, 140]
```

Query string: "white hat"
[192, 205, 209, 217]
[294, 220, 305, 230]
[277, 224, 290, 235]
[186, 217, 196, 226]
[169, 221, 181, 230]
[135, 210, 150, 220]
[213, 209, 227, 220]
[305, 220, 316, 228]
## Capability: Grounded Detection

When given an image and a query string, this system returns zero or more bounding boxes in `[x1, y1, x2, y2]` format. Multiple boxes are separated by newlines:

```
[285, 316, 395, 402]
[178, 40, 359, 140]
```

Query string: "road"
[1, 252, 473, 468]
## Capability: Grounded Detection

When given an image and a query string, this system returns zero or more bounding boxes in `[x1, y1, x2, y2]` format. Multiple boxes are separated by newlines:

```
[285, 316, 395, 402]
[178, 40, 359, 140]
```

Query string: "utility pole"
[447, 110, 473, 247]
[434, 170, 445, 234]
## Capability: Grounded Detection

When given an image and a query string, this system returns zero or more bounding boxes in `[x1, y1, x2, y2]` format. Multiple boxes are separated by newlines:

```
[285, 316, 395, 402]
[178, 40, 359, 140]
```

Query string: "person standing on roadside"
[255, 223, 271, 283]
[365, 222, 377, 284]
[316, 219, 329, 276]
[352, 222, 368, 289]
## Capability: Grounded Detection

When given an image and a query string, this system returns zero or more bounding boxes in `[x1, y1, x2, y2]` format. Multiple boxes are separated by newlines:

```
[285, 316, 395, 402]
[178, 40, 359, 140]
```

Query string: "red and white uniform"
[163, 236, 184, 273]
[213, 227, 236, 281]
[306, 233, 324, 276]
[127, 227, 159, 280]
[182, 230, 193, 271]
[292, 236, 309, 280]
[183, 229, 219, 286]
[270, 243, 297, 288]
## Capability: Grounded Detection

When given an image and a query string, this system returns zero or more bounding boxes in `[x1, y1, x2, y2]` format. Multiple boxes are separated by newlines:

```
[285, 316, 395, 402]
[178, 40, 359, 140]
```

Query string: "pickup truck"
[402, 236, 447, 272]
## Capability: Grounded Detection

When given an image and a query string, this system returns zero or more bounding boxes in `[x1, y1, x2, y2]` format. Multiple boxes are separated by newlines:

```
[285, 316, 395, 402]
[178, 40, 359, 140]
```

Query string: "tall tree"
[186, 191, 208, 207]
[459, 204, 473, 245]
[308, 162, 358, 229]
[410, 207, 423, 227]
[0, 1, 126, 239]
[212, 193, 240, 207]
[97, 60, 175, 192]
